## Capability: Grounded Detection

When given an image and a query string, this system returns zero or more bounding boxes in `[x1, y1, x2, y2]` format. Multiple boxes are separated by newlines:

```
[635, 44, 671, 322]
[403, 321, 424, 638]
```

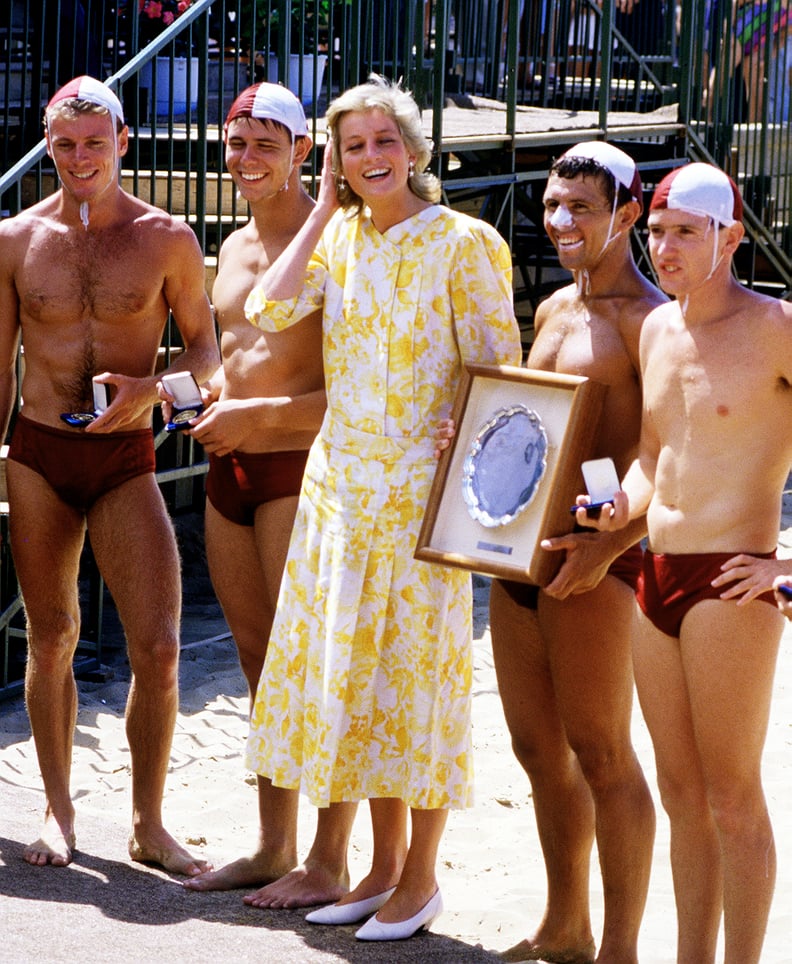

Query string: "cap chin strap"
[236, 139, 297, 201]
[553, 187, 626, 297]
[575, 193, 622, 296]
[704, 219, 724, 280]
[48, 111, 120, 230]
[678, 221, 722, 317]
[278, 138, 296, 194]
[598, 191, 620, 258]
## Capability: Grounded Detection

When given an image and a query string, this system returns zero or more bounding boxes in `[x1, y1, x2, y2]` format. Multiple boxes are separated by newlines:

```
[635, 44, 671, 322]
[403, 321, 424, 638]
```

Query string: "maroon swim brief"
[497, 541, 644, 609]
[637, 549, 778, 638]
[205, 449, 309, 527]
[7, 412, 155, 512]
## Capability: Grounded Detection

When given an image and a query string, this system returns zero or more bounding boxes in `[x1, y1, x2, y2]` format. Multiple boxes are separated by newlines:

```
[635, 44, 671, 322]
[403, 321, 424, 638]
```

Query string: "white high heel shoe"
[354, 889, 443, 941]
[305, 887, 396, 925]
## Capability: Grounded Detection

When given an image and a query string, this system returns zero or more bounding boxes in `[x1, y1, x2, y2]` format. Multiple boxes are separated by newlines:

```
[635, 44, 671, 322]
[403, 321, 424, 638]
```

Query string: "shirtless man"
[441, 142, 661, 963]
[577, 162, 792, 963]
[175, 84, 356, 908]
[0, 76, 219, 871]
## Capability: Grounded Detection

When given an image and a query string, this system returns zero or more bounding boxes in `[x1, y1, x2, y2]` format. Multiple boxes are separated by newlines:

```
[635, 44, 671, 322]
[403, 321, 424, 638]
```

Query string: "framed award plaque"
[416, 364, 606, 586]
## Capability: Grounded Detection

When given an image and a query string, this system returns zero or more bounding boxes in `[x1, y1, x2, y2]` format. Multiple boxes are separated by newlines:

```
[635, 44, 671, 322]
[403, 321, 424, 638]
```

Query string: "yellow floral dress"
[244, 205, 521, 809]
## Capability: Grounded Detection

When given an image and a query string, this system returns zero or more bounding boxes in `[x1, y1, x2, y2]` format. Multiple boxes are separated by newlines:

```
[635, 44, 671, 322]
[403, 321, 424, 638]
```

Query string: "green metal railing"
[1, 0, 790, 700]
[2, 3, 789, 191]
[678, 0, 790, 293]
[6, 0, 788, 277]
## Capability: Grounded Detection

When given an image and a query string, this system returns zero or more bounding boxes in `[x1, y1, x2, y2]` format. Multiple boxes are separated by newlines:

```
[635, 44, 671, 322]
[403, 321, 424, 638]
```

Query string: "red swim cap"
[224, 83, 308, 137]
[650, 163, 743, 226]
[46, 75, 125, 126]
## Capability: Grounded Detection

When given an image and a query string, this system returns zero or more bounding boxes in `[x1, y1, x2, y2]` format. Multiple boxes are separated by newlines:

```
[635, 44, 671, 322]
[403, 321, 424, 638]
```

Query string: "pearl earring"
[408, 160, 415, 178]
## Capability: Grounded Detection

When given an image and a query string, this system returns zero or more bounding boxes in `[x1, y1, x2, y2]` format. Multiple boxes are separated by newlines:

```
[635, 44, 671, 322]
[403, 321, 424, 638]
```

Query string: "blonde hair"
[326, 75, 441, 217]
[45, 98, 125, 134]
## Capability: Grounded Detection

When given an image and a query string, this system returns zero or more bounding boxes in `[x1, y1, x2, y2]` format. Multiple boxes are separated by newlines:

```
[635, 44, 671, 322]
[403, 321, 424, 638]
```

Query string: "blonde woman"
[244, 76, 522, 941]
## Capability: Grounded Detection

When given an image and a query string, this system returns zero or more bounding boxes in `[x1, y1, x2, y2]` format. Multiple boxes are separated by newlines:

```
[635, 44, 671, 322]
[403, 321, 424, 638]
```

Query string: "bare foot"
[128, 828, 212, 877]
[243, 860, 349, 910]
[183, 852, 295, 892]
[372, 883, 438, 924]
[24, 814, 76, 867]
[334, 874, 400, 907]
[499, 937, 596, 964]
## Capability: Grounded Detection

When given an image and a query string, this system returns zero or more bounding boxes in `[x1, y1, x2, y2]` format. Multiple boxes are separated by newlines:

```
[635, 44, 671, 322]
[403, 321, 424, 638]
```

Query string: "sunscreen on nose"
[549, 205, 575, 229]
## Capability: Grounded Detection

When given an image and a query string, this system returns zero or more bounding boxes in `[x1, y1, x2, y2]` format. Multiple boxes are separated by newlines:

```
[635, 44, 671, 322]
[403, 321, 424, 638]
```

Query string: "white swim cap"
[46, 75, 125, 126]
[557, 141, 643, 280]
[224, 83, 308, 137]
[560, 141, 643, 208]
[650, 163, 743, 226]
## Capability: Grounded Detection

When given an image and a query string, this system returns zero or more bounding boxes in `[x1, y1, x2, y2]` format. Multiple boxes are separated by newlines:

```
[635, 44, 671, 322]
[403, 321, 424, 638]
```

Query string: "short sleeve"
[450, 223, 522, 367]
[244, 251, 328, 333]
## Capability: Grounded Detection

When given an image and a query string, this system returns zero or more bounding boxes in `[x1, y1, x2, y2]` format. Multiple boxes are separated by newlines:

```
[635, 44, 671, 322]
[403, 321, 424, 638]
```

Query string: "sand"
[1, 515, 791, 963]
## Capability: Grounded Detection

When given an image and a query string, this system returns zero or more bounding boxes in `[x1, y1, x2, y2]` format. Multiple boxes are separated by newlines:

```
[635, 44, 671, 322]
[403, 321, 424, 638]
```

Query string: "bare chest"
[647, 334, 789, 438]
[219, 308, 323, 399]
[530, 312, 634, 387]
[213, 255, 262, 326]
[215, 257, 274, 384]
[18, 226, 162, 325]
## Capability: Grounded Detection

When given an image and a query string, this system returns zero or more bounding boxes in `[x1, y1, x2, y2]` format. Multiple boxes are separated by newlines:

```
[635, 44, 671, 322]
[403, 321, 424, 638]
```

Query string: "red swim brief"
[637, 549, 778, 638]
[205, 449, 309, 527]
[7, 412, 156, 512]
[496, 541, 644, 609]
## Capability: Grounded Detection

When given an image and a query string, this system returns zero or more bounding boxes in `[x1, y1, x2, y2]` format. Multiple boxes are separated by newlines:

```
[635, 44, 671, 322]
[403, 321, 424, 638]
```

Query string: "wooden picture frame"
[416, 364, 606, 586]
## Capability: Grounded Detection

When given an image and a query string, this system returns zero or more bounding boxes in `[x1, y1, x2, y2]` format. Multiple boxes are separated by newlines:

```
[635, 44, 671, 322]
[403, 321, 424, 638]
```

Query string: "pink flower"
[127, 0, 191, 31]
